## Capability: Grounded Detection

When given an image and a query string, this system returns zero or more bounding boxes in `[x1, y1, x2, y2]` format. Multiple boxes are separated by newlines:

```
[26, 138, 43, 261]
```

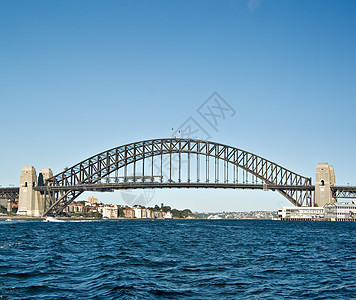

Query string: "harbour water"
[1, 219, 355, 299]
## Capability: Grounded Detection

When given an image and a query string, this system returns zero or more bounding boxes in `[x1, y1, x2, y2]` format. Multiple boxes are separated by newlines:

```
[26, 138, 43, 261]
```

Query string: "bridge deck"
[0, 187, 20, 199]
[34, 183, 316, 192]
[5, 184, 356, 193]
[3, 185, 356, 200]
[331, 186, 356, 198]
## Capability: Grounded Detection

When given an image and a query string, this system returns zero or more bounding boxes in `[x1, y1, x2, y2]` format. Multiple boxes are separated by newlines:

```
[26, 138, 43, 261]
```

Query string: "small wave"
[149, 288, 194, 297]
[66, 219, 101, 223]
[0, 242, 22, 249]
[262, 269, 283, 274]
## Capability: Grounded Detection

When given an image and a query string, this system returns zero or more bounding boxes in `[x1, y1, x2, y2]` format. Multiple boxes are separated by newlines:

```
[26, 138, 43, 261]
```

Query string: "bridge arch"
[42, 138, 312, 216]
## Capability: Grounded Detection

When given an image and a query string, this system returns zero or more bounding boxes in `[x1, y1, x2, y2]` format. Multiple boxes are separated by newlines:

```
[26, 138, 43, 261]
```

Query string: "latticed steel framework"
[0, 187, 19, 200]
[332, 187, 356, 198]
[41, 138, 313, 216]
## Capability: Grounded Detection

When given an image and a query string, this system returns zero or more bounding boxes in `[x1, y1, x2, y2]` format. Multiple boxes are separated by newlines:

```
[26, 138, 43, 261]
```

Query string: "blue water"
[0, 219, 355, 299]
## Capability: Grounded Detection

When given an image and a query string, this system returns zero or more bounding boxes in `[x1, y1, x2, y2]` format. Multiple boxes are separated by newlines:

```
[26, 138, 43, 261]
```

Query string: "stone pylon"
[17, 167, 53, 217]
[17, 166, 38, 216]
[7, 199, 12, 213]
[37, 168, 53, 214]
[314, 163, 336, 207]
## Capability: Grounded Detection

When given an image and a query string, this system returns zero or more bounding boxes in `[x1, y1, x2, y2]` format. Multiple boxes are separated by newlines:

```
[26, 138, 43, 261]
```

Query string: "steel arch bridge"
[37, 138, 313, 216]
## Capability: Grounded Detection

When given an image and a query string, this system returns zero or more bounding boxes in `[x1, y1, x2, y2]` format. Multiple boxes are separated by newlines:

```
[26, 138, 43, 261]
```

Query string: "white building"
[278, 206, 324, 220]
[278, 201, 356, 221]
[324, 202, 356, 220]
[101, 205, 118, 219]
[133, 207, 142, 218]
[163, 211, 173, 219]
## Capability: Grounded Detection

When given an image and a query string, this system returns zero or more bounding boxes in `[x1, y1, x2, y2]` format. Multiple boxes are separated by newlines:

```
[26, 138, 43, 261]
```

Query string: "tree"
[172, 209, 182, 218]
[161, 205, 171, 213]
[118, 207, 125, 218]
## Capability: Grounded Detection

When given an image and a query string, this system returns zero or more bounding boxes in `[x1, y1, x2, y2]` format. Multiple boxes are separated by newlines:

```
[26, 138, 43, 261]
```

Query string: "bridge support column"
[38, 168, 53, 213]
[17, 166, 38, 216]
[7, 199, 12, 212]
[17, 167, 53, 217]
[314, 163, 336, 207]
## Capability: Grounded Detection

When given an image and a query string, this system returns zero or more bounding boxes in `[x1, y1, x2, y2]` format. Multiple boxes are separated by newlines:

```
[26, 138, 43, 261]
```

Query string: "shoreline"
[0, 215, 276, 221]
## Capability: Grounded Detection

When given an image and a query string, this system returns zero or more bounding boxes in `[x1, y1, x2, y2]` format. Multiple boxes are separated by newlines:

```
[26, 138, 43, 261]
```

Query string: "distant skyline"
[1, 0, 355, 212]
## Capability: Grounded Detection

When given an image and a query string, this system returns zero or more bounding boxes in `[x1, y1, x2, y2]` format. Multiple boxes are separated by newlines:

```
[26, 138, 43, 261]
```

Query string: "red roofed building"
[65, 201, 84, 213]
[123, 207, 134, 218]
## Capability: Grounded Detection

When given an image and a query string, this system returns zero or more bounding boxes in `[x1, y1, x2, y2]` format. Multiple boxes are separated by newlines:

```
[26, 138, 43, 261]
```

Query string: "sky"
[0, 0, 355, 212]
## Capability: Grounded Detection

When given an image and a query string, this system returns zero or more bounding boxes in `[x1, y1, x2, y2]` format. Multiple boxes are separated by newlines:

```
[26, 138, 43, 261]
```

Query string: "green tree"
[171, 209, 182, 218]
[161, 205, 171, 213]
[118, 207, 125, 217]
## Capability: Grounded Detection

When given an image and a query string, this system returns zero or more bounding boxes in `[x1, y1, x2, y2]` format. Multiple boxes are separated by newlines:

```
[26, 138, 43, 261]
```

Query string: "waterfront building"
[96, 205, 104, 216]
[65, 201, 84, 213]
[278, 206, 324, 220]
[278, 201, 356, 221]
[123, 207, 134, 218]
[164, 211, 173, 219]
[151, 211, 163, 219]
[141, 208, 151, 218]
[102, 205, 118, 219]
[133, 206, 142, 218]
[84, 205, 98, 214]
[324, 202, 356, 220]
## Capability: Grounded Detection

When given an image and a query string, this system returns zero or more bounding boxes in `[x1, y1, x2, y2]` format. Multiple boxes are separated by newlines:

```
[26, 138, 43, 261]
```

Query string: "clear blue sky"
[1, 0, 355, 212]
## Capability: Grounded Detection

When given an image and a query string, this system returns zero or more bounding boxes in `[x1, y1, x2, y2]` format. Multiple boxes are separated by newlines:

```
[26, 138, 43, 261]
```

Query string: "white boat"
[207, 215, 222, 220]
[5, 218, 12, 222]
[44, 216, 64, 222]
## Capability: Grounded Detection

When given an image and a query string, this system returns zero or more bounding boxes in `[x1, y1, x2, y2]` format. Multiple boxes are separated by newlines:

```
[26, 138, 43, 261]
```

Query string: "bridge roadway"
[332, 186, 356, 198]
[2, 185, 356, 199]
[33, 182, 316, 192]
[0, 187, 19, 199]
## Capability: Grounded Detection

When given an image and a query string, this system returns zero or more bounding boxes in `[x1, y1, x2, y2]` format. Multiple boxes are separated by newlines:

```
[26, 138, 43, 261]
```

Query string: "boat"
[5, 218, 12, 222]
[44, 216, 64, 222]
[207, 215, 222, 220]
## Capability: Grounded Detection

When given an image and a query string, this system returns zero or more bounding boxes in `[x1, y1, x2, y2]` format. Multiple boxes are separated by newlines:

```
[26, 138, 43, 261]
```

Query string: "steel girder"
[42, 138, 313, 216]
[331, 186, 356, 198]
[0, 187, 19, 200]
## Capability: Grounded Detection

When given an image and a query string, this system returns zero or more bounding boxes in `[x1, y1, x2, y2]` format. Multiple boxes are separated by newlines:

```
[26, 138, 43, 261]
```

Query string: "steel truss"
[0, 187, 19, 200]
[332, 186, 356, 199]
[42, 138, 313, 216]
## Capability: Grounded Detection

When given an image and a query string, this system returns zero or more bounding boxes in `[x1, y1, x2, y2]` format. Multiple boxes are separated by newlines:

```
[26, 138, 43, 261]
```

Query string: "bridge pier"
[7, 199, 12, 212]
[17, 167, 37, 216]
[38, 168, 53, 214]
[17, 167, 52, 217]
[314, 163, 336, 207]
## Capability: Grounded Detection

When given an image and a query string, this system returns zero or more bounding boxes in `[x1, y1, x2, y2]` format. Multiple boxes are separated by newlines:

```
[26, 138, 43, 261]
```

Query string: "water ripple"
[0, 220, 355, 299]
